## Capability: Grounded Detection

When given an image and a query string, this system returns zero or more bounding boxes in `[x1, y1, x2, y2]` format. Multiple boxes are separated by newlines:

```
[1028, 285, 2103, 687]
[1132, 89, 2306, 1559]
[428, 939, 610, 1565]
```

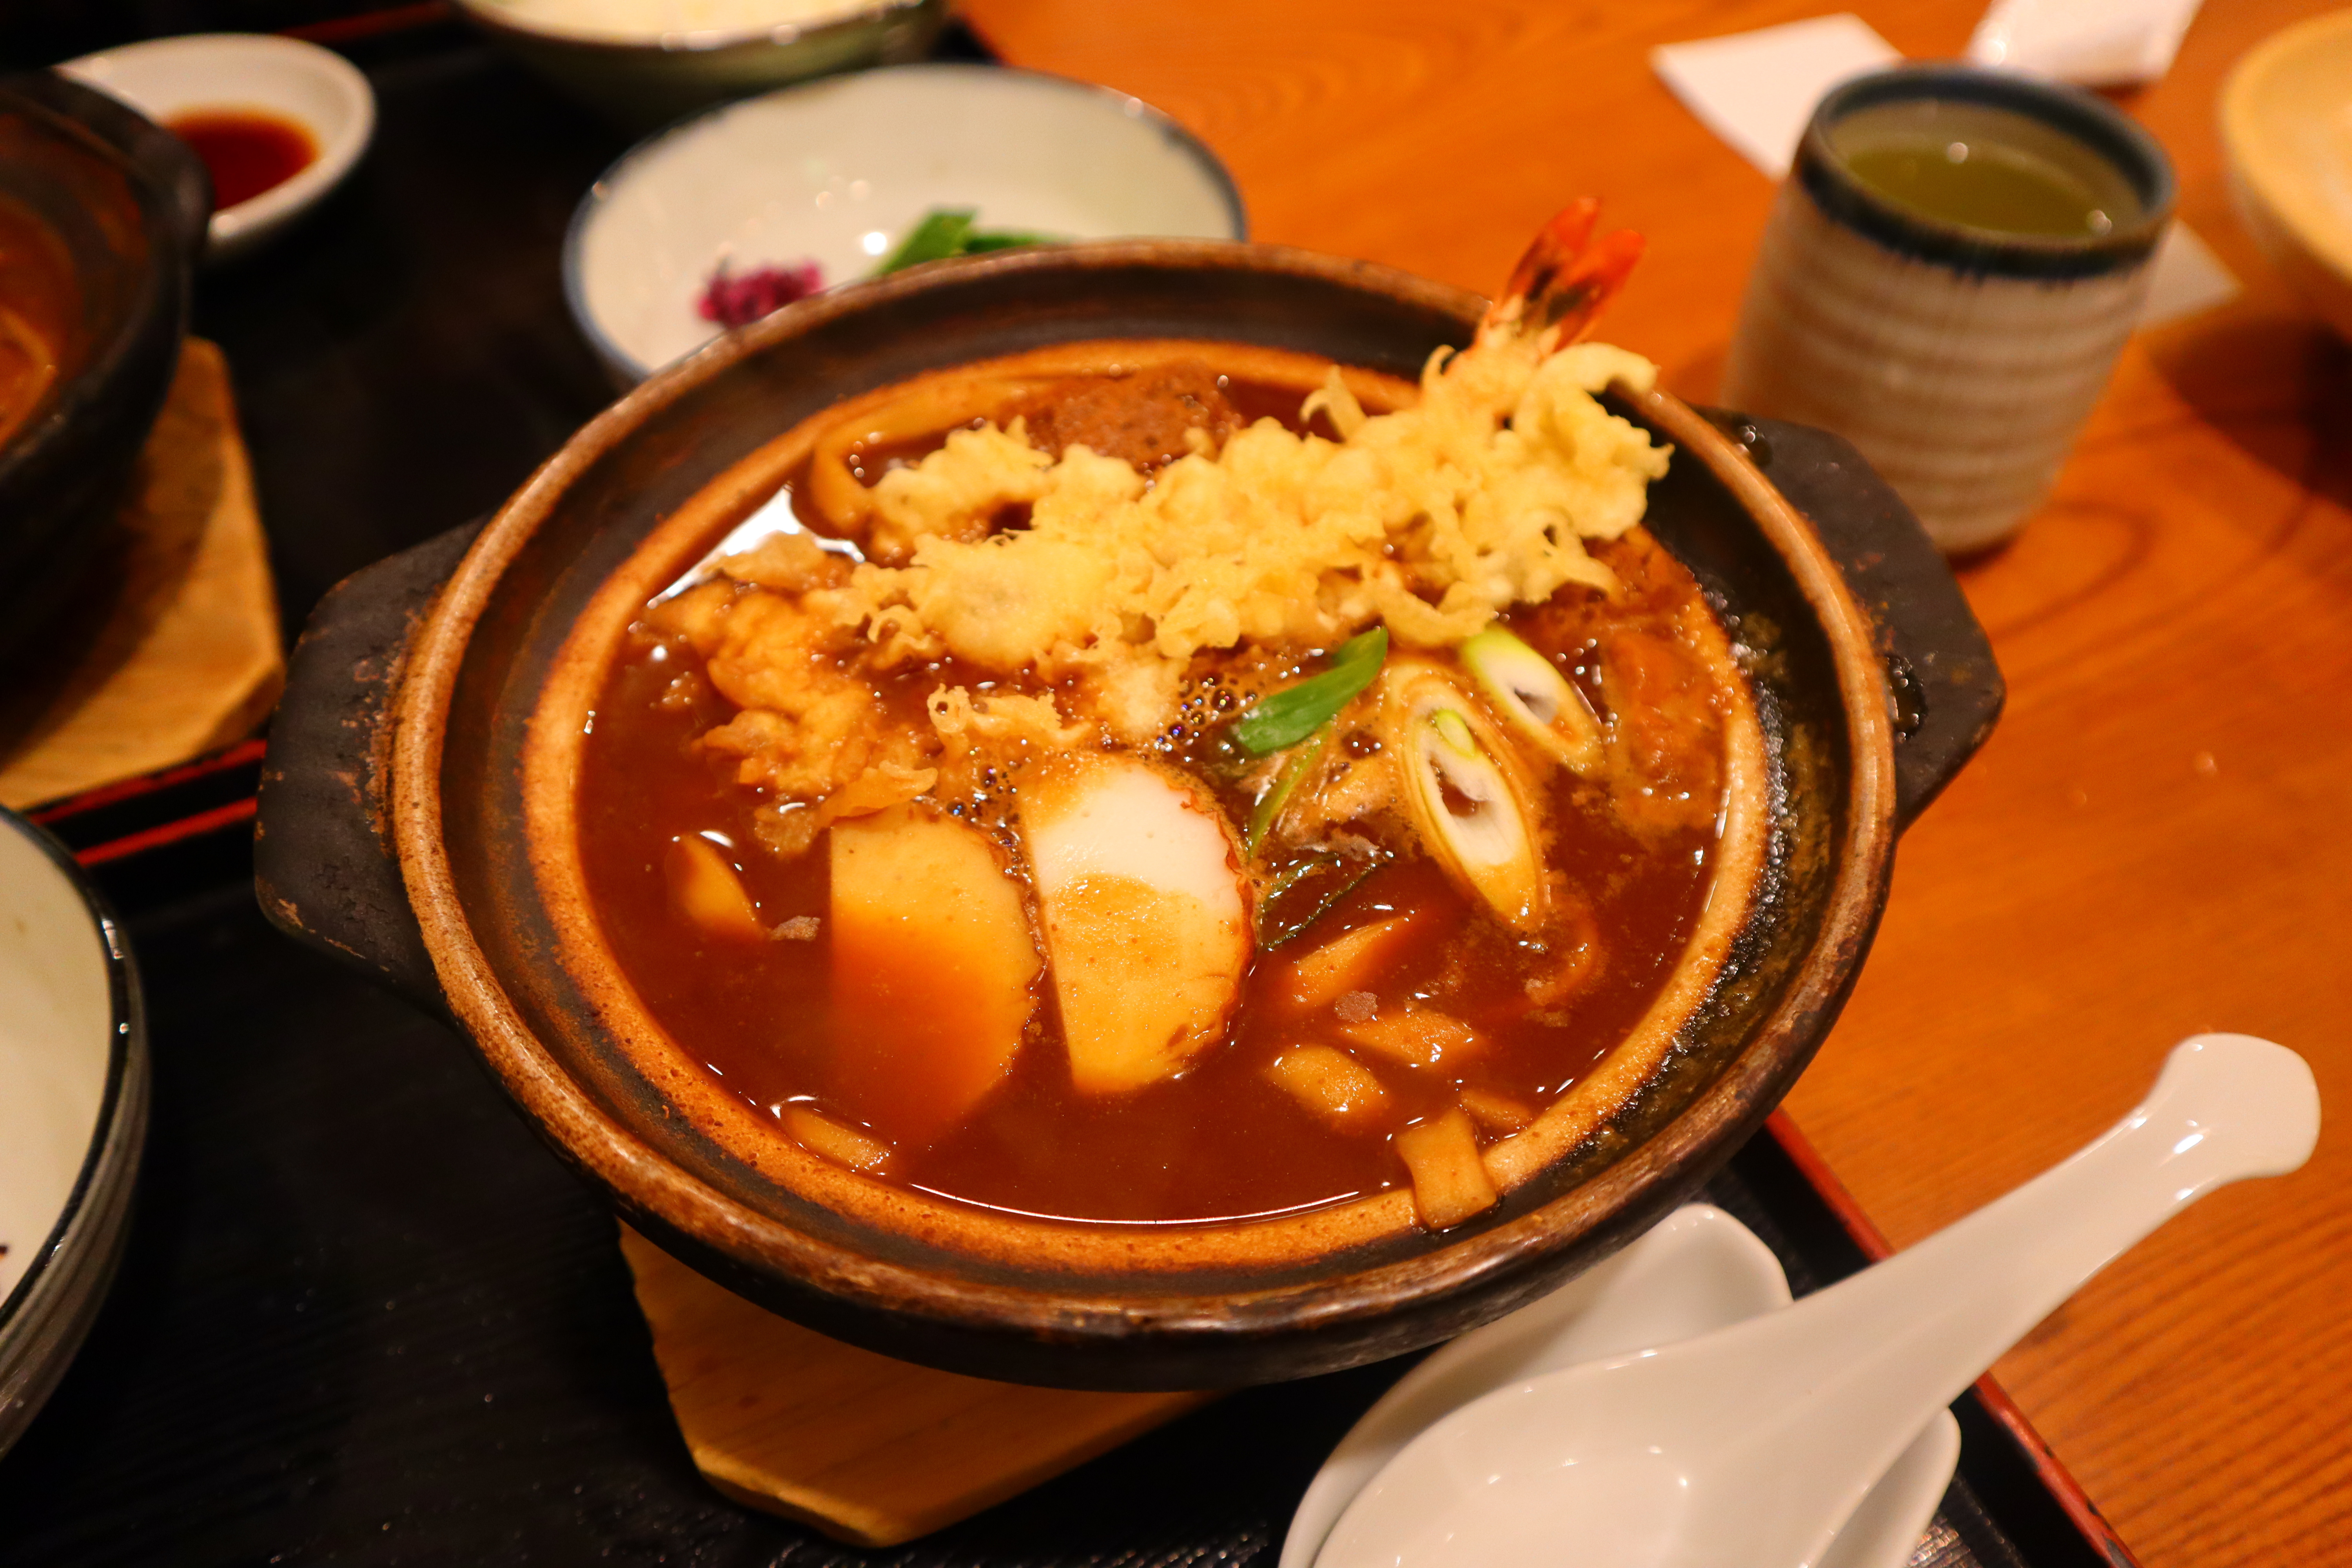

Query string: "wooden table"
[959, 3, 2352, 1564]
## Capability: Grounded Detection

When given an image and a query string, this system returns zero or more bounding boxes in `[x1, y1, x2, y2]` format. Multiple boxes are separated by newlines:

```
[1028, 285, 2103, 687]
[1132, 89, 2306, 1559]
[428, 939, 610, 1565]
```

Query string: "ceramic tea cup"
[1720, 65, 2174, 555]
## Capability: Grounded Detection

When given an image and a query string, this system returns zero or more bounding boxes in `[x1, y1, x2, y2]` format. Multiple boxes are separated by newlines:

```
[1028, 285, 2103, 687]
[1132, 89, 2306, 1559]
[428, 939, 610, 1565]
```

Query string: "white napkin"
[1650, 15, 1901, 178]
[1966, 0, 2206, 87]
[1651, 13, 2238, 327]
[2136, 222, 2240, 328]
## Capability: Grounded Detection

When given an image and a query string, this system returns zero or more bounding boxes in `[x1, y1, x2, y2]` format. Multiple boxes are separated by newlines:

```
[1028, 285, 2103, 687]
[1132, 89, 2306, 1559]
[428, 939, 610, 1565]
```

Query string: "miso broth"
[570, 351, 1748, 1231]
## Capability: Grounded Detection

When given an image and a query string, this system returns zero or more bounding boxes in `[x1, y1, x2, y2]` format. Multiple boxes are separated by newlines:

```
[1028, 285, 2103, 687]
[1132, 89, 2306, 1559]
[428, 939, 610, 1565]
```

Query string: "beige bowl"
[2221, 9, 2352, 342]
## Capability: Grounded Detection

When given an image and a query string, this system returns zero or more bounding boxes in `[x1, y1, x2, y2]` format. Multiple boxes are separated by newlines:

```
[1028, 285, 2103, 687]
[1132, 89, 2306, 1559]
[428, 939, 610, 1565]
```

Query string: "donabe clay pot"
[257, 241, 2001, 1390]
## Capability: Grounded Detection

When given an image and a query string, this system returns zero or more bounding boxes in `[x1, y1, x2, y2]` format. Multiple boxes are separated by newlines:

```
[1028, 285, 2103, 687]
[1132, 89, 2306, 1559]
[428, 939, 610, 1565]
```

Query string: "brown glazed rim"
[391, 239, 1896, 1351]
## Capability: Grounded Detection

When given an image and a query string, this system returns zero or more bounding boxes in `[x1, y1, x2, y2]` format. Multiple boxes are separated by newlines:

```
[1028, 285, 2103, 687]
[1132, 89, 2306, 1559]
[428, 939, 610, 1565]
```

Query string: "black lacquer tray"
[0, 14, 2133, 1565]
[3, 757, 2134, 1567]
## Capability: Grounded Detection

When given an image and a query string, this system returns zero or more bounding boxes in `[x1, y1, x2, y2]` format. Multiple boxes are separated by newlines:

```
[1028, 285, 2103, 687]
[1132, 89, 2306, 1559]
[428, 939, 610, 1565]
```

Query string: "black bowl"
[0, 71, 209, 670]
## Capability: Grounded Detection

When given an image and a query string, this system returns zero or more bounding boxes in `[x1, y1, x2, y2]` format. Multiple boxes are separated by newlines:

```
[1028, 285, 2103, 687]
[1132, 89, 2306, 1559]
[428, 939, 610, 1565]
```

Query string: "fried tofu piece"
[1279, 913, 1422, 1011]
[1331, 1001, 1485, 1069]
[1459, 1087, 1535, 1134]
[666, 835, 767, 942]
[829, 806, 1041, 1145]
[1396, 1108, 1499, 1229]
[784, 1107, 891, 1174]
[1265, 1045, 1392, 1132]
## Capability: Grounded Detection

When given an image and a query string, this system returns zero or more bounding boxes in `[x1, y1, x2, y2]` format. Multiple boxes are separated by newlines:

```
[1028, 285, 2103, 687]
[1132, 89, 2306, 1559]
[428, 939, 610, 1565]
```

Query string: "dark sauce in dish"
[169, 109, 318, 209]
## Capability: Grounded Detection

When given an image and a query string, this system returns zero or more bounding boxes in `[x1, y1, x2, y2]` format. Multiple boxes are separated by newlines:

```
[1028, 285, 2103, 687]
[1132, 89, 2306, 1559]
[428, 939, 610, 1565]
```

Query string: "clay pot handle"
[1710, 414, 2006, 830]
[254, 523, 483, 1012]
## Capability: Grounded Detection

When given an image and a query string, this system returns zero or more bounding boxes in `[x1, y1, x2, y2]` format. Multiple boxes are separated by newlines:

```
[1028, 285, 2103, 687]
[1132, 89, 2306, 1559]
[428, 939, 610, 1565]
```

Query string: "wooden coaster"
[0, 338, 283, 809]
[617, 1225, 1218, 1547]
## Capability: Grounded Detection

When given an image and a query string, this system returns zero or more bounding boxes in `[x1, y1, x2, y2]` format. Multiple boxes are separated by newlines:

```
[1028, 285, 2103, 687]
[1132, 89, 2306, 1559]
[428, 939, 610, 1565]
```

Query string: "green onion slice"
[1459, 622, 1606, 776]
[1243, 721, 1333, 856]
[1231, 626, 1388, 755]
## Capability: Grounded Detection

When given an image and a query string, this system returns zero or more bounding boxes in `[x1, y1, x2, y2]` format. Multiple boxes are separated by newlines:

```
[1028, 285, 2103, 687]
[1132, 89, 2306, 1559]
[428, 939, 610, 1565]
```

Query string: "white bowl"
[0, 811, 147, 1457]
[2221, 9, 2352, 342]
[59, 33, 376, 264]
[453, 0, 947, 129]
[564, 62, 1247, 382]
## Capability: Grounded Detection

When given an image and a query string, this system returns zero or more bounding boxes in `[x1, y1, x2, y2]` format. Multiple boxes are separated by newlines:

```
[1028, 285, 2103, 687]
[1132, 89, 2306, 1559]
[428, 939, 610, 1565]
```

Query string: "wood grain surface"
[0, 338, 283, 809]
[959, 3, 2352, 1564]
[616, 1226, 1214, 1546]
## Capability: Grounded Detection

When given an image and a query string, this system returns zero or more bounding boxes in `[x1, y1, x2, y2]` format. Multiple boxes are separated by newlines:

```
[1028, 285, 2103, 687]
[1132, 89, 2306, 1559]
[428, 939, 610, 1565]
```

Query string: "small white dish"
[59, 33, 376, 263]
[452, 0, 947, 129]
[1283, 1204, 1960, 1568]
[564, 62, 1246, 383]
[0, 810, 147, 1457]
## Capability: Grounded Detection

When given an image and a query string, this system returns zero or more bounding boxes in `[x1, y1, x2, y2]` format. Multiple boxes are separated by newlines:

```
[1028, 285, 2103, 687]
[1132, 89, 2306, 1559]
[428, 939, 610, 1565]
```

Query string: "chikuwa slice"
[1020, 755, 1252, 1094]
[827, 806, 1042, 1147]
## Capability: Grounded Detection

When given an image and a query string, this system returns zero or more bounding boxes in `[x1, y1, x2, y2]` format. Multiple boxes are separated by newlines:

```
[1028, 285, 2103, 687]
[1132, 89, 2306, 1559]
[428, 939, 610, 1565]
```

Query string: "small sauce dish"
[59, 33, 375, 263]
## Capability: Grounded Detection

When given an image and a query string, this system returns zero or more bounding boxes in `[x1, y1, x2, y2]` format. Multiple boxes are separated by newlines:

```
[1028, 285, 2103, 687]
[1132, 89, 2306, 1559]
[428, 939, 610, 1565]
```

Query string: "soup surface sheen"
[573, 351, 1740, 1230]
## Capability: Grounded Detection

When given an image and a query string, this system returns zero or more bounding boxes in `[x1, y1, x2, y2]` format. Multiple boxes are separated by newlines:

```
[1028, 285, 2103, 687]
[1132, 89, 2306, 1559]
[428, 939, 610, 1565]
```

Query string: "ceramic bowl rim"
[454, 0, 935, 56]
[2219, 8, 2352, 282]
[559, 60, 1249, 383]
[390, 239, 1898, 1374]
[0, 809, 139, 1335]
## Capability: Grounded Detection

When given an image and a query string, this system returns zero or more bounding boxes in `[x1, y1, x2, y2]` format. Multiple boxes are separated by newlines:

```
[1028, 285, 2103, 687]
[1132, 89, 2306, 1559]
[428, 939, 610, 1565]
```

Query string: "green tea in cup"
[1833, 99, 2142, 240]
[1720, 67, 2174, 554]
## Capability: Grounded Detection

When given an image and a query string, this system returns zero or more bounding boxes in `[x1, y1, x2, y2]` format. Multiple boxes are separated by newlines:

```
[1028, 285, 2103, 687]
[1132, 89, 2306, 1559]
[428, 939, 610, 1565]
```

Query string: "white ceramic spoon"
[1318, 1034, 2319, 1568]
[1284, 1205, 1958, 1568]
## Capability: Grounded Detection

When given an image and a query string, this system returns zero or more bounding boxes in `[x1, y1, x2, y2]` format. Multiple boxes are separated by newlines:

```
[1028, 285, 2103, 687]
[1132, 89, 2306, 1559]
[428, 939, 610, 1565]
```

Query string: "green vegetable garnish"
[873, 209, 1063, 276]
[1230, 626, 1388, 755]
[960, 229, 1059, 254]
[1257, 849, 1387, 946]
[1243, 721, 1332, 856]
[875, 208, 978, 274]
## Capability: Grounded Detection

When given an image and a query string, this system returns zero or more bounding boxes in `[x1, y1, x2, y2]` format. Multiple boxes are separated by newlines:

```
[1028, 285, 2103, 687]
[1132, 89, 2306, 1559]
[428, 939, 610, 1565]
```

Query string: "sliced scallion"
[1459, 623, 1606, 776]
[1231, 626, 1388, 755]
[1244, 721, 1333, 856]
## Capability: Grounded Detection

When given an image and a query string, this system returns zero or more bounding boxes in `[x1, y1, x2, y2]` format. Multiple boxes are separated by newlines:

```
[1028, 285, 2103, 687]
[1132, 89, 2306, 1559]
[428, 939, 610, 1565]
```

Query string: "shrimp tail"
[1481, 200, 1646, 352]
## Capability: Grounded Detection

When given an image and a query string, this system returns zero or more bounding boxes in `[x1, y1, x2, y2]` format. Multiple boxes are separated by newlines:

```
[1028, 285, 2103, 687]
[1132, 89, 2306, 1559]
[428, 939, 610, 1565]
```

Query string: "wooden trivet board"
[0, 338, 283, 809]
[617, 1225, 1218, 1547]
